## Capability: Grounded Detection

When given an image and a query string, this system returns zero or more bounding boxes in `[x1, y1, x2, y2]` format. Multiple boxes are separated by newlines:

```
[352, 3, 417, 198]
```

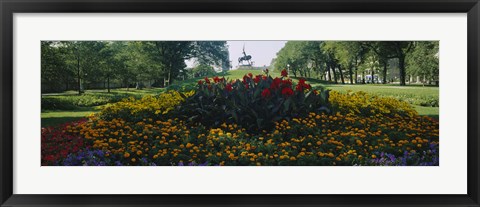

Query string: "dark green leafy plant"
[41, 93, 132, 111]
[173, 70, 330, 132]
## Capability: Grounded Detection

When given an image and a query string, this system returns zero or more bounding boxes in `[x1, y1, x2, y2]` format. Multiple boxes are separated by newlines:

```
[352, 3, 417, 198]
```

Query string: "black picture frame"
[1, 0, 479, 206]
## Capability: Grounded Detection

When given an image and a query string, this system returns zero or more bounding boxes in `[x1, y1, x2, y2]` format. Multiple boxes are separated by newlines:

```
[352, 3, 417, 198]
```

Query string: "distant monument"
[238, 44, 253, 69]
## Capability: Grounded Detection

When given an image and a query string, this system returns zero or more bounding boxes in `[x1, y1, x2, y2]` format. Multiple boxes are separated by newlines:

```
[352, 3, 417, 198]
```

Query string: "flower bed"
[41, 119, 89, 165]
[41, 70, 439, 166]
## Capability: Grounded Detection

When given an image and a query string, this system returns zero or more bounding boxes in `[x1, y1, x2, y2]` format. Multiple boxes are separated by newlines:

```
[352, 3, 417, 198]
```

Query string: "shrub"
[329, 91, 418, 118]
[173, 71, 330, 132]
[98, 90, 194, 122]
[385, 94, 439, 107]
[41, 97, 77, 111]
[41, 93, 131, 111]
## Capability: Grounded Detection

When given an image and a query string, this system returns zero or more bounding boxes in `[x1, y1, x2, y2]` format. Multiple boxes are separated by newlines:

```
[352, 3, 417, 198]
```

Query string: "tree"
[140, 41, 228, 87]
[365, 41, 414, 86]
[322, 42, 343, 84]
[275, 41, 327, 79]
[323, 41, 367, 84]
[41, 41, 74, 92]
[361, 51, 381, 84]
[406, 41, 439, 85]
[192, 64, 215, 77]
[99, 41, 125, 92]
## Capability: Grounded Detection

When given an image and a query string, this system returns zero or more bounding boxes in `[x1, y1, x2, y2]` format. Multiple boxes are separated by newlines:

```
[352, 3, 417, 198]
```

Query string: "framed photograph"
[1, 0, 479, 206]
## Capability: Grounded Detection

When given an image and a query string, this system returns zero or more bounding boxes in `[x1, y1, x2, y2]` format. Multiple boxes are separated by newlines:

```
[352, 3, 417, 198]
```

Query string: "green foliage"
[173, 72, 330, 132]
[326, 84, 439, 107]
[41, 41, 229, 93]
[275, 41, 323, 78]
[406, 41, 439, 84]
[41, 41, 75, 92]
[42, 94, 131, 111]
[192, 64, 216, 77]
[97, 90, 193, 122]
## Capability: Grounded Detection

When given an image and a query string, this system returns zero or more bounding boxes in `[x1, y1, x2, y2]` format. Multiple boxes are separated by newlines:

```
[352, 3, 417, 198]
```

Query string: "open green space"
[41, 107, 99, 127]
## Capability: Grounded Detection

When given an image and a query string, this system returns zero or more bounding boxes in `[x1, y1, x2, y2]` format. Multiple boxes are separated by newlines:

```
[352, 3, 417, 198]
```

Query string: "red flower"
[261, 88, 271, 98]
[296, 78, 311, 91]
[299, 78, 306, 85]
[281, 79, 292, 87]
[281, 69, 288, 77]
[41, 119, 88, 166]
[225, 83, 233, 92]
[198, 80, 203, 85]
[213, 76, 220, 83]
[253, 75, 262, 83]
[281, 87, 294, 97]
[270, 78, 281, 90]
[295, 84, 304, 92]
[204, 77, 210, 84]
[242, 75, 250, 84]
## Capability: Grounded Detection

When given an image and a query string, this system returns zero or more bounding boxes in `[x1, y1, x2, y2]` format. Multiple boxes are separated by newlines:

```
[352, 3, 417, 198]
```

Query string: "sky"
[227, 41, 287, 69]
[186, 41, 287, 69]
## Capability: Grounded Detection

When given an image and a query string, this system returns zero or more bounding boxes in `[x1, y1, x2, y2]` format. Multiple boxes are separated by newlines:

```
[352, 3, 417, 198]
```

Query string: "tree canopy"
[275, 41, 438, 86]
[41, 41, 229, 93]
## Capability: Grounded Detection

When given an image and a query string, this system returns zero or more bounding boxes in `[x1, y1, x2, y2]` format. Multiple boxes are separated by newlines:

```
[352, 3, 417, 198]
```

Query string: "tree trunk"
[354, 68, 358, 84]
[354, 57, 359, 84]
[399, 55, 406, 86]
[338, 65, 345, 84]
[371, 68, 375, 84]
[168, 71, 171, 86]
[348, 66, 353, 85]
[77, 55, 81, 94]
[107, 76, 111, 93]
[332, 64, 338, 84]
[327, 63, 332, 82]
[382, 61, 387, 84]
[362, 71, 365, 84]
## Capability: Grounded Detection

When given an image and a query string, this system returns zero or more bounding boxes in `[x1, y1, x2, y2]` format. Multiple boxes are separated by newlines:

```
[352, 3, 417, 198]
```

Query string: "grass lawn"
[414, 105, 439, 119]
[43, 87, 166, 97]
[325, 84, 438, 100]
[41, 107, 99, 128]
[220, 69, 280, 80]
